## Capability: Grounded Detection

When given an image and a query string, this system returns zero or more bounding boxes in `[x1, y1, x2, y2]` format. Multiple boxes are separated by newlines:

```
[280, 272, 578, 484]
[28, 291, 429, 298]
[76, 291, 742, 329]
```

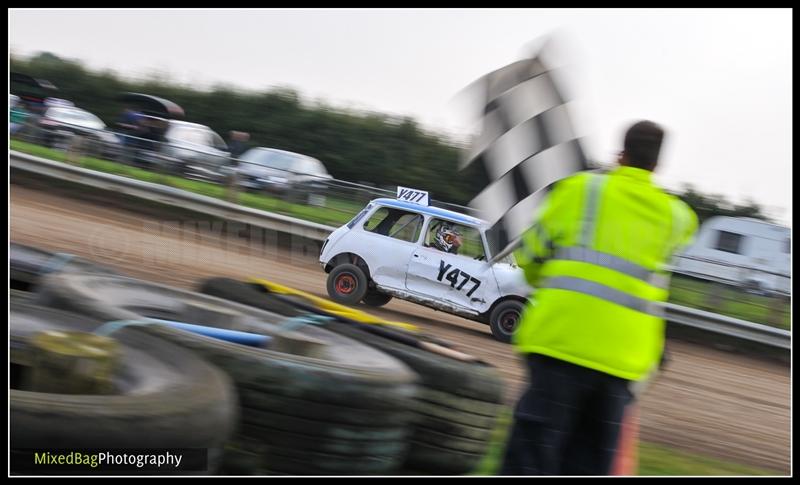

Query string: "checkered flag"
[462, 48, 589, 261]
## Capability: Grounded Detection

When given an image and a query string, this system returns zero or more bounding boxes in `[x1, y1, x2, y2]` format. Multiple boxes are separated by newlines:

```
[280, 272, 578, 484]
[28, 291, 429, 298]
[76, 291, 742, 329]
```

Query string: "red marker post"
[611, 404, 640, 475]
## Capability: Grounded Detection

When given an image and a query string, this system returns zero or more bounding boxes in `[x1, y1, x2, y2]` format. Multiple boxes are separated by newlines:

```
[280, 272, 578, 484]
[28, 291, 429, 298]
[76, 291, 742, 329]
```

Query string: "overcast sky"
[9, 9, 793, 224]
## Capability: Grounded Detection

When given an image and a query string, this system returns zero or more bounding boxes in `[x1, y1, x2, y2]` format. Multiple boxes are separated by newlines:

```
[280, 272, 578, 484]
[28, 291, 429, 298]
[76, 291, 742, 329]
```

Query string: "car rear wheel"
[489, 299, 525, 343]
[327, 263, 369, 305]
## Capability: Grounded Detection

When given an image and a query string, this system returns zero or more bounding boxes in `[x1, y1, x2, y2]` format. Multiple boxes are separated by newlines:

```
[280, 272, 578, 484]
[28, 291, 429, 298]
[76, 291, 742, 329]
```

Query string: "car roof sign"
[397, 186, 429, 206]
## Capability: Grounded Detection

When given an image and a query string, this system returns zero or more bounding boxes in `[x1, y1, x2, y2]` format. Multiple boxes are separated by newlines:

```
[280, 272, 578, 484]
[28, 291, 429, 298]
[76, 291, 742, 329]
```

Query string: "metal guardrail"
[10, 150, 337, 242]
[664, 303, 790, 350]
[671, 254, 791, 280]
[10, 120, 477, 221]
[10, 150, 792, 350]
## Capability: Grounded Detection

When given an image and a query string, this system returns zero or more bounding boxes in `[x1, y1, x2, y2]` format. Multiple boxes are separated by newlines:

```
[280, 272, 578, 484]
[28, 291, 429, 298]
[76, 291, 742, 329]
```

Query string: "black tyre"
[201, 278, 503, 404]
[412, 412, 494, 441]
[489, 299, 525, 343]
[413, 399, 498, 429]
[10, 289, 34, 303]
[238, 387, 414, 427]
[10, 301, 237, 473]
[363, 290, 393, 307]
[327, 263, 368, 305]
[240, 425, 408, 456]
[405, 441, 484, 475]
[198, 277, 507, 474]
[413, 427, 491, 454]
[329, 322, 504, 404]
[325, 320, 504, 474]
[10, 243, 117, 292]
[241, 410, 409, 442]
[38, 272, 418, 475]
[200, 278, 305, 318]
[416, 387, 503, 416]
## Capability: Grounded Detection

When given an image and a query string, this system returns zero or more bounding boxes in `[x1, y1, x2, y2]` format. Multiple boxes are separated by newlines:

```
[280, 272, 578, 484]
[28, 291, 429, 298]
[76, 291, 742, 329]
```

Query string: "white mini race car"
[319, 188, 533, 342]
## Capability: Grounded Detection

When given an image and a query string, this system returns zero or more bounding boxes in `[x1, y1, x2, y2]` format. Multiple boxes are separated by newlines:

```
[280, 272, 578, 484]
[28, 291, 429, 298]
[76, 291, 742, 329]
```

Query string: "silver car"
[163, 120, 231, 182]
[235, 147, 332, 197]
[38, 105, 122, 158]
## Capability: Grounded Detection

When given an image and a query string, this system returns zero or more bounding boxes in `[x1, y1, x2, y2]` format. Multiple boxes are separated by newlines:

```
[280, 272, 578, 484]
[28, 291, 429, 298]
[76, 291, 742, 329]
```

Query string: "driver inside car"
[430, 222, 463, 255]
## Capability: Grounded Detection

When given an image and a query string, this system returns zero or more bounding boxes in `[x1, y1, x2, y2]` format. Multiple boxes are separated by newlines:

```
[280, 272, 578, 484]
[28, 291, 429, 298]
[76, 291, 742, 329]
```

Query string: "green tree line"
[673, 185, 773, 224]
[10, 51, 774, 222]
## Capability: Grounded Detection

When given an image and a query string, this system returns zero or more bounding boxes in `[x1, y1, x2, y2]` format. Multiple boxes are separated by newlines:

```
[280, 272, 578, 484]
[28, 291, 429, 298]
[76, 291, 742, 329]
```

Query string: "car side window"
[425, 219, 485, 260]
[363, 208, 422, 243]
[209, 131, 228, 151]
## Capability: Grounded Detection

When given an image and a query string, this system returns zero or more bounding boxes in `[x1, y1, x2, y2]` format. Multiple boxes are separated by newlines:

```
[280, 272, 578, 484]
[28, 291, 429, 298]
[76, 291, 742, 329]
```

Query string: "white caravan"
[671, 216, 791, 295]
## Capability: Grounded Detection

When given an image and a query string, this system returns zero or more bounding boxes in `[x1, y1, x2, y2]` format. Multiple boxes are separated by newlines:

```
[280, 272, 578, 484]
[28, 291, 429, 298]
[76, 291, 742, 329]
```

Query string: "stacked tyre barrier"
[11, 245, 504, 475]
[34, 272, 418, 476]
[327, 322, 504, 474]
[10, 301, 238, 474]
[199, 277, 506, 475]
[10, 242, 118, 292]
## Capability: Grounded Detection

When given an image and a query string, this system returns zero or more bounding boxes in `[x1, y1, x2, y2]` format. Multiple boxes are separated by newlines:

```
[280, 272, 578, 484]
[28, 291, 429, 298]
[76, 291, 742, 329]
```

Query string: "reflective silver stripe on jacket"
[668, 197, 690, 254]
[542, 276, 666, 317]
[579, 173, 608, 247]
[553, 247, 670, 289]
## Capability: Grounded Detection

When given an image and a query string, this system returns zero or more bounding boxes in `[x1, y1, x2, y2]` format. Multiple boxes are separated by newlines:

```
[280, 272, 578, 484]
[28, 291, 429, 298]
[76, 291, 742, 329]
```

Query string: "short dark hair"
[624, 121, 665, 171]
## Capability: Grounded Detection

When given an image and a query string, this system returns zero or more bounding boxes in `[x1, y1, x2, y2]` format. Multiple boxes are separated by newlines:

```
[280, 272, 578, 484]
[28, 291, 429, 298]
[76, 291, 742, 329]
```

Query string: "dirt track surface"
[10, 185, 791, 473]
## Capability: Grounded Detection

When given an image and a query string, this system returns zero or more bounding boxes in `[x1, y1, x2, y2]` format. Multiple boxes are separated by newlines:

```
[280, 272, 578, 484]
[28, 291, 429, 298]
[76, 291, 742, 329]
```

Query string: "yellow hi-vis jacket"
[513, 166, 698, 381]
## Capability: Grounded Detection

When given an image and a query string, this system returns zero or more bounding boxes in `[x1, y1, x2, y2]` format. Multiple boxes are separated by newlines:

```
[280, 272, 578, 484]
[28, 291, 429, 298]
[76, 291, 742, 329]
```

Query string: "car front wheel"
[488, 299, 525, 343]
[327, 263, 369, 305]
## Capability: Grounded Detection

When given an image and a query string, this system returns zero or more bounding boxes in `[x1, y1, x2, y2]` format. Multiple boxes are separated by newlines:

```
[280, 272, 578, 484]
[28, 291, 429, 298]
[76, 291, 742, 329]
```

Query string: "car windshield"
[209, 131, 228, 151]
[47, 107, 105, 130]
[296, 158, 329, 176]
[241, 149, 326, 175]
[165, 124, 227, 150]
[169, 125, 211, 146]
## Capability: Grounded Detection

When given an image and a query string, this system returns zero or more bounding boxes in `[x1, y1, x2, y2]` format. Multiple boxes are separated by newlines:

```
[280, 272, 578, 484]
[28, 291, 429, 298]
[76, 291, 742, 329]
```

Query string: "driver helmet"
[433, 223, 463, 253]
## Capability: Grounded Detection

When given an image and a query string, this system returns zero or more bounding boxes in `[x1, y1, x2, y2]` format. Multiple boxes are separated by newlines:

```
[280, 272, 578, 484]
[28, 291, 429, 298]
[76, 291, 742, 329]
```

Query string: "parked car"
[10, 95, 26, 135]
[235, 147, 332, 201]
[37, 103, 122, 159]
[162, 120, 231, 183]
[319, 191, 532, 342]
[116, 93, 230, 181]
[11, 72, 58, 106]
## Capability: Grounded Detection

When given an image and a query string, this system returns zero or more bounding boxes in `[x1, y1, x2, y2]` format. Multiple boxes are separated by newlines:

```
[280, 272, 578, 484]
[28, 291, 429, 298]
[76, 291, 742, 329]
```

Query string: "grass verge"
[470, 408, 775, 476]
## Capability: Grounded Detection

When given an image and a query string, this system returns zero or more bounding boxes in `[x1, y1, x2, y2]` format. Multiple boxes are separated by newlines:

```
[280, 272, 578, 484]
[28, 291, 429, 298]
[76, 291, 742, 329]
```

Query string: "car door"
[356, 206, 424, 290]
[406, 243, 455, 303]
[406, 218, 497, 313]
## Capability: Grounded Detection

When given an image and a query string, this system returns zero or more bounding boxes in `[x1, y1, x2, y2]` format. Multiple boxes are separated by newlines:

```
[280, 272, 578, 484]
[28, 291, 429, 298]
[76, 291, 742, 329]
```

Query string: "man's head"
[230, 130, 250, 142]
[619, 120, 665, 171]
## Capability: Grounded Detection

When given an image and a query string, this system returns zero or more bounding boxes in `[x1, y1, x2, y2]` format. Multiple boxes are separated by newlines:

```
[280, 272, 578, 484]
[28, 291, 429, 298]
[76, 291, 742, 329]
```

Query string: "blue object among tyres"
[94, 318, 271, 347]
[152, 319, 272, 347]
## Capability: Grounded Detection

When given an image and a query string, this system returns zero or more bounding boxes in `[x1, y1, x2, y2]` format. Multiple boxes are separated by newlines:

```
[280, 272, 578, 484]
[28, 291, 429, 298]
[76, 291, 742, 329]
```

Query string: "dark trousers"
[500, 354, 633, 476]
